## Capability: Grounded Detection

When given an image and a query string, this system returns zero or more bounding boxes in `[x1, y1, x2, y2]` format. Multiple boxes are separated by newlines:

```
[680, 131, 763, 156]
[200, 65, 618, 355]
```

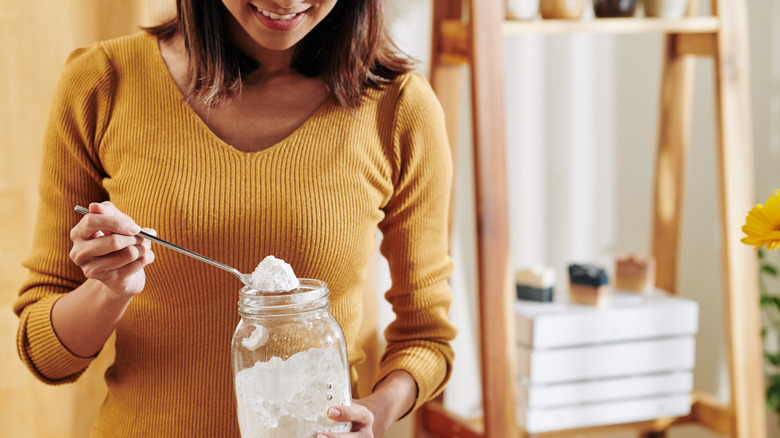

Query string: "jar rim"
[237, 278, 330, 315]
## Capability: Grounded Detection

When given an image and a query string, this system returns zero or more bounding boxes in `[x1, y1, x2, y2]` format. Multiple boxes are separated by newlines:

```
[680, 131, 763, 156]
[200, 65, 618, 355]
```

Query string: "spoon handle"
[74, 205, 242, 278]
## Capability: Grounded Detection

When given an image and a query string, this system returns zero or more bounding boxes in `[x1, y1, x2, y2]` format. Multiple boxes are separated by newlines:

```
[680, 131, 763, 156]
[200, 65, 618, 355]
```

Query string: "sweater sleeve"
[13, 42, 114, 384]
[375, 73, 457, 413]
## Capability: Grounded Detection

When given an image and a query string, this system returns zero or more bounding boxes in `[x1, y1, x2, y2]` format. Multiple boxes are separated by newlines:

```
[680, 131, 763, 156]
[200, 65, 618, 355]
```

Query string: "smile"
[254, 6, 301, 20]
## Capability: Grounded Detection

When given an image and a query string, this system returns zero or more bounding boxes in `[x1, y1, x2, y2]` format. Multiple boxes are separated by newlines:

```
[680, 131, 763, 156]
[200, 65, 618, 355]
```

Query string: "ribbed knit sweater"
[14, 32, 456, 437]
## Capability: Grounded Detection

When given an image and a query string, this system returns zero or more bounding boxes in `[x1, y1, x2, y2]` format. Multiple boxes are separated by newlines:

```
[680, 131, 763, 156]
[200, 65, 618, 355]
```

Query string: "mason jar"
[231, 279, 352, 437]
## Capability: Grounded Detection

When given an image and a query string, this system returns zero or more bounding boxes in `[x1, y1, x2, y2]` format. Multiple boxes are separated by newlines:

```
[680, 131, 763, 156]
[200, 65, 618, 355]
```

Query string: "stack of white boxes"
[514, 290, 699, 433]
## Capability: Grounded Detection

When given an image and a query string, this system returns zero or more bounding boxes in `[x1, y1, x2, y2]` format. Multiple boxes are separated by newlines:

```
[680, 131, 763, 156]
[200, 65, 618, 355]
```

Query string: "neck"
[252, 51, 296, 77]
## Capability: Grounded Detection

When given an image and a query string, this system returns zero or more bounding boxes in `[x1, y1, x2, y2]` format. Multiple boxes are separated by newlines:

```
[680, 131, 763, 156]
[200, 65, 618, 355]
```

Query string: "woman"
[14, 0, 456, 436]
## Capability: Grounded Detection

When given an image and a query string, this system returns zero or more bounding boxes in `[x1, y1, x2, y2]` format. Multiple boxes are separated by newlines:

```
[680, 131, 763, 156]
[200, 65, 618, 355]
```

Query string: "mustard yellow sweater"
[14, 32, 456, 437]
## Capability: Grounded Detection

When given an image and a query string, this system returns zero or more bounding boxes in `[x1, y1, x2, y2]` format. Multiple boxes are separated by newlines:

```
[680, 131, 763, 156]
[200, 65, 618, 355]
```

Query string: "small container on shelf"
[641, 0, 691, 19]
[539, 0, 585, 19]
[593, 0, 639, 17]
[515, 266, 556, 302]
[568, 263, 610, 306]
[615, 253, 656, 293]
[507, 0, 540, 20]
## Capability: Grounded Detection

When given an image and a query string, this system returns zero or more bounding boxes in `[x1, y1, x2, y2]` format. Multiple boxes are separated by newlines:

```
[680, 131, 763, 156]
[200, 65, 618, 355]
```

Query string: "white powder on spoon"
[249, 255, 300, 291]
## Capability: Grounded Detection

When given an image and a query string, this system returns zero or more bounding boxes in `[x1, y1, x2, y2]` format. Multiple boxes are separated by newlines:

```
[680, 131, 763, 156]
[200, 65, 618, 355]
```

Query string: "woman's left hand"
[317, 370, 417, 438]
[318, 402, 376, 437]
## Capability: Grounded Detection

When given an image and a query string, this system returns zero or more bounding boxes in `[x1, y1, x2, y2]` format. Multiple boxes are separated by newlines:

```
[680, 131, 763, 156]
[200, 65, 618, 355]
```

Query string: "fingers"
[76, 240, 150, 277]
[99, 247, 156, 283]
[76, 242, 155, 295]
[318, 405, 374, 437]
[69, 202, 154, 296]
[329, 405, 373, 425]
[72, 201, 141, 240]
[72, 233, 146, 259]
[70, 202, 146, 265]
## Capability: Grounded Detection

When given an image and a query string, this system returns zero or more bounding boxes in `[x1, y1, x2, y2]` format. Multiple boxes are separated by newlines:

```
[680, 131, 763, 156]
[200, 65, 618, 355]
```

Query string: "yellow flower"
[742, 189, 780, 251]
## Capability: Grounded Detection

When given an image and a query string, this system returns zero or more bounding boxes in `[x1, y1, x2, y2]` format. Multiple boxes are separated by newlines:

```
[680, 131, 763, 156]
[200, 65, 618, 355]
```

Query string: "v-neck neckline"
[146, 33, 334, 157]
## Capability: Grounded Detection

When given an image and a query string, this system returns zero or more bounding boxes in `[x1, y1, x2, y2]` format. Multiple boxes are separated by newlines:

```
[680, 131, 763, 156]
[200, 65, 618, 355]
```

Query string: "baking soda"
[234, 346, 351, 437]
[249, 256, 300, 291]
[241, 324, 269, 351]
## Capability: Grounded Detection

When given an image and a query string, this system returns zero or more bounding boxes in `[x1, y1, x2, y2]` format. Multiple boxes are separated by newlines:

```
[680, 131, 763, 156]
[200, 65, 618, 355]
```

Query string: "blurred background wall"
[0, 2, 172, 436]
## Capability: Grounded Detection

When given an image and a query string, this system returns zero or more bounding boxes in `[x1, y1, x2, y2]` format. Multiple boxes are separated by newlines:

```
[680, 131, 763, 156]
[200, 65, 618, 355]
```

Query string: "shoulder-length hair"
[146, 0, 414, 109]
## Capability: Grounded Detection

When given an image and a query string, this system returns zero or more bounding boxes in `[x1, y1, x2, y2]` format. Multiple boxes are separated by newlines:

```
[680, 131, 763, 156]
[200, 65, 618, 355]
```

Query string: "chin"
[245, 31, 305, 53]
[260, 41, 299, 52]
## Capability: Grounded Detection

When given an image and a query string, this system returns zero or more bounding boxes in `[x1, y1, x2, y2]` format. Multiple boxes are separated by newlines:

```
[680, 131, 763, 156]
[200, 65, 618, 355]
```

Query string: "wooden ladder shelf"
[419, 1, 766, 437]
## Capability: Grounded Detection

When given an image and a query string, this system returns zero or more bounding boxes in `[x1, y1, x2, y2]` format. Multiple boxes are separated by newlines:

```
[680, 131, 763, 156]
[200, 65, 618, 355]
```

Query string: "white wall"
[382, 0, 780, 436]
[750, 0, 780, 435]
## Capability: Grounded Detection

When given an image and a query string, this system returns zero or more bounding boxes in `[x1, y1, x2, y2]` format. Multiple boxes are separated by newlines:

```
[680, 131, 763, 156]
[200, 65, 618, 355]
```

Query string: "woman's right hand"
[69, 201, 155, 298]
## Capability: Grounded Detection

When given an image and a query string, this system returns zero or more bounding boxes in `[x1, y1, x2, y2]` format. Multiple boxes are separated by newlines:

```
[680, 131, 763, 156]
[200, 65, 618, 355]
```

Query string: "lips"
[252, 5, 307, 31]
[259, 9, 298, 20]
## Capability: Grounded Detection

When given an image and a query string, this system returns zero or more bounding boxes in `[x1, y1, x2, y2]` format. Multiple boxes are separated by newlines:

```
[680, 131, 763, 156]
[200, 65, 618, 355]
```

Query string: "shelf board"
[438, 17, 720, 64]
[418, 390, 733, 438]
[502, 16, 720, 35]
[420, 400, 685, 438]
[523, 416, 685, 437]
[419, 390, 730, 437]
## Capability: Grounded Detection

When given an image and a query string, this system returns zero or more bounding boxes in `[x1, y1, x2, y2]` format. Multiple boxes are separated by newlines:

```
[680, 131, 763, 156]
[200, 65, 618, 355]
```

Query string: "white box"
[517, 336, 695, 384]
[515, 290, 699, 349]
[518, 371, 693, 408]
[519, 393, 692, 433]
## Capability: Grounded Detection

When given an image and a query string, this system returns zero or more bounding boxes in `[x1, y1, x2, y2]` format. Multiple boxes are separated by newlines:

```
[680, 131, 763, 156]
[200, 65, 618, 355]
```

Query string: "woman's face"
[221, 0, 338, 54]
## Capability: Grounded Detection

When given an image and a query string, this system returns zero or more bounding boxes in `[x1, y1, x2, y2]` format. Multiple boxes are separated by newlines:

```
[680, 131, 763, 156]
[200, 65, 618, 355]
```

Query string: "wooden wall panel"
[0, 2, 172, 437]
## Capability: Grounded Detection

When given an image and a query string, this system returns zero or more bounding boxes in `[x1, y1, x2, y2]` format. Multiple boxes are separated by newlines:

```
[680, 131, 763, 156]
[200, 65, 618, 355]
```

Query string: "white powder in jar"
[241, 324, 268, 351]
[234, 346, 351, 437]
[249, 255, 300, 291]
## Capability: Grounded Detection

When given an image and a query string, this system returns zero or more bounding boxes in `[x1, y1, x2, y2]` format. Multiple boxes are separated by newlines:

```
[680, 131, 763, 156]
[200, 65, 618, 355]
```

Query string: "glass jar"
[231, 279, 352, 438]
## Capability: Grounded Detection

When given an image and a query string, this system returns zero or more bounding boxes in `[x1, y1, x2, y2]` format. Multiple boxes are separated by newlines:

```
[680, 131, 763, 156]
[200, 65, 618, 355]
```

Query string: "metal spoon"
[74, 205, 255, 288]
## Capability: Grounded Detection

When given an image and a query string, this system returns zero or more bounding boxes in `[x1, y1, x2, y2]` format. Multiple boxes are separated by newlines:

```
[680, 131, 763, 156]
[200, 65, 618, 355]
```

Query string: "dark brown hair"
[146, 0, 414, 109]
